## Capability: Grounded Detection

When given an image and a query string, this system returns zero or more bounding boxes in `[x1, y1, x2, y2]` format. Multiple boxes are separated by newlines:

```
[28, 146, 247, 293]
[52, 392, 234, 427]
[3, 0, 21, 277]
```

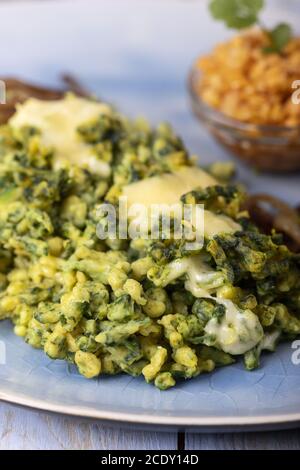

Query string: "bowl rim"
[187, 65, 300, 135]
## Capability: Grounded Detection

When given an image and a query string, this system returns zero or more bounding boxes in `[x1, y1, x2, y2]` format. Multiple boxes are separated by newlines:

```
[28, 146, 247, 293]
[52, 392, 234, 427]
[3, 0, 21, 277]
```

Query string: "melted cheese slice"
[9, 94, 112, 177]
[154, 254, 225, 293]
[123, 167, 241, 238]
[203, 298, 264, 355]
[184, 256, 263, 354]
[150, 253, 263, 355]
[124, 167, 218, 206]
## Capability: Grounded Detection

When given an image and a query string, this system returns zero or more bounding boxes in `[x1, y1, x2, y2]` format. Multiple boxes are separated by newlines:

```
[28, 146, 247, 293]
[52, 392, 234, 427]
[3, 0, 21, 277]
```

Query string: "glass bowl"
[187, 66, 300, 173]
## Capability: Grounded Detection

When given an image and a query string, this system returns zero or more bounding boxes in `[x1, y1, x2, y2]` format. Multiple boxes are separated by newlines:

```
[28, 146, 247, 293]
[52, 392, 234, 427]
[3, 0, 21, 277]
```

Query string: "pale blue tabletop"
[0, 0, 300, 450]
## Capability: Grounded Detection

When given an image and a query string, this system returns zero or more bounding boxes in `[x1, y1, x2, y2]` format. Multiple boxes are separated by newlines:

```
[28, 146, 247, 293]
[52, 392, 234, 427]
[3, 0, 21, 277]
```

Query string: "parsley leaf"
[209, 0, 292, 54]
[209, 0, 264, 30]
[263, 23, 293, 54]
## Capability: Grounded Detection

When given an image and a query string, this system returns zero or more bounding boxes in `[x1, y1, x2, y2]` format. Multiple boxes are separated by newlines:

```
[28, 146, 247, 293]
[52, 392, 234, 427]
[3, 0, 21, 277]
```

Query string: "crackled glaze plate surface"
[0, 0, 300, 430]
[1, 320, 300, 430]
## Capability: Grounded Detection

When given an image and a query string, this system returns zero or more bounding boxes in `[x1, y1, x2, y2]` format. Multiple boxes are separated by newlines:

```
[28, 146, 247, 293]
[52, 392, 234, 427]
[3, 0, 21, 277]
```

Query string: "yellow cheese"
[161, 254, 263, 355]
[9, 94, 112, 177]
[204, 298, 264, 355]
[149, 252, 263, 355]
[201, 207, 241, 239]
[123, 167, 241, 238]
[154, 254, 225, 293]
[183, 256, 263, 355]
[123, 166, 218, 207]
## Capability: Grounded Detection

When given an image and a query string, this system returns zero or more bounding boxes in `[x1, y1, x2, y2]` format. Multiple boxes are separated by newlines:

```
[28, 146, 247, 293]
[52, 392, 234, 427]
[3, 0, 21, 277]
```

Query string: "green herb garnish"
[209, 0, 292, 53]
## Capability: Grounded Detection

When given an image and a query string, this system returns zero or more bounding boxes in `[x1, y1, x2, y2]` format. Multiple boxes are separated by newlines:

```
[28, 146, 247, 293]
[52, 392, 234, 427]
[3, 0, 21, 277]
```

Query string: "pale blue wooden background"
[1, 402, 300, 450]
[0, 0, 300, 449]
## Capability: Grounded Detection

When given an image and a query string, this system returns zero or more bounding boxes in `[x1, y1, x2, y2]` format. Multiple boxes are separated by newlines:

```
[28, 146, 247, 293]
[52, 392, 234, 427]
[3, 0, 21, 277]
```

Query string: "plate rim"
[1, 389, 300, 428]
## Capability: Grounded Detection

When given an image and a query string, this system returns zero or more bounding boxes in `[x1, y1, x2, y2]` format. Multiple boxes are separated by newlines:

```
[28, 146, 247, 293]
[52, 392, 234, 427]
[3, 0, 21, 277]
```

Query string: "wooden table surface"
[0, 401, 299, 450]
[0, 0, 300, 451]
